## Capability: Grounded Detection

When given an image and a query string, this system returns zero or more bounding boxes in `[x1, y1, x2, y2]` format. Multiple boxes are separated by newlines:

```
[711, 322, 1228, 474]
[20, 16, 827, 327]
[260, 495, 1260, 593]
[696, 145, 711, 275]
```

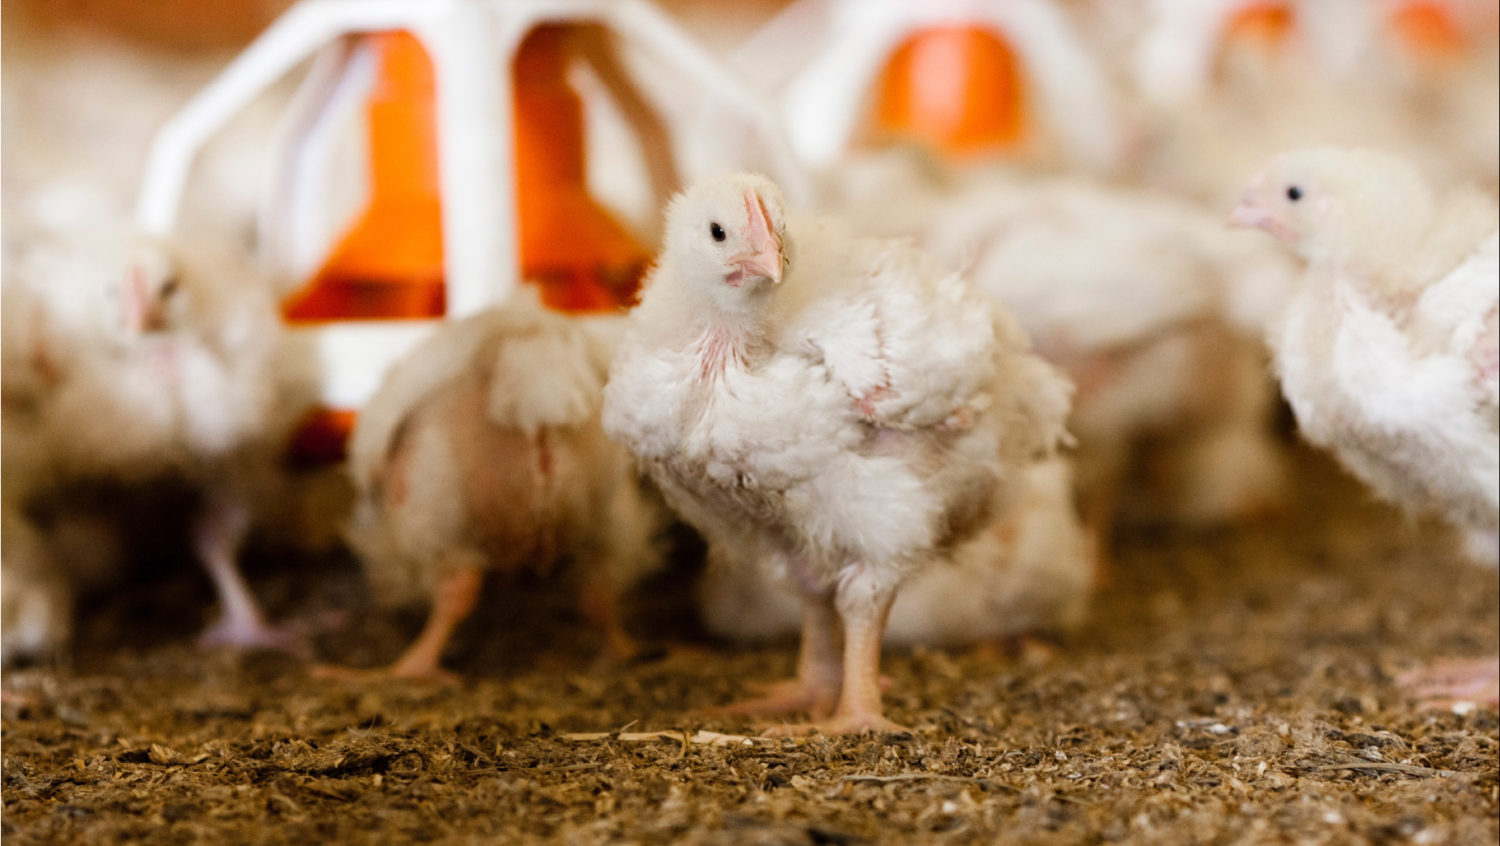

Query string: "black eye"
[709, 222, 726, 242]
[161, 275, 180, 297]
[1286, 185, 1303, 202]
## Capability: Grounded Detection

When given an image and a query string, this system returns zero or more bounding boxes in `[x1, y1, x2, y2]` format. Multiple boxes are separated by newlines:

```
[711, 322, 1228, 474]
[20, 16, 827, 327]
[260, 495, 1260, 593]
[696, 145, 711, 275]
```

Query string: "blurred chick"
[1232, 146, 1499, 706]
[2, 28, 283, 249]
[827, 155, 1297, 566]
[604, 173, 1072, 735]
[697, 457, 1093, 648]
[328, 292, 663, 683]
[2, 231, 291, 661]
[2, 266, 81, 665]
[1126, 0, 1484, 208]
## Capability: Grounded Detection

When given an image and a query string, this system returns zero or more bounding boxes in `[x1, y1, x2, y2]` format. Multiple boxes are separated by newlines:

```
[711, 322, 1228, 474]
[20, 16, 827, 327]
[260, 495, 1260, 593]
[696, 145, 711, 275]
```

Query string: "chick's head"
[1230, 147, 1435, 269]
[661, 172, 789, 315]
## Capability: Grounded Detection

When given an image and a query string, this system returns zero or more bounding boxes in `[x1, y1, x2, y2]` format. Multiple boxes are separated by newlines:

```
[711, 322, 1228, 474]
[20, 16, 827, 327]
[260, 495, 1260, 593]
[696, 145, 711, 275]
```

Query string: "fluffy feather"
[339, 291, 663, 680]
[604, 172, 1071, 733]
[1232, 146, 1498, 552]
[1232, 145, 1500, 707]
[697, 458, 1093, 647]
[826, 155, 1295, 547]
[0, 230, 290, 661]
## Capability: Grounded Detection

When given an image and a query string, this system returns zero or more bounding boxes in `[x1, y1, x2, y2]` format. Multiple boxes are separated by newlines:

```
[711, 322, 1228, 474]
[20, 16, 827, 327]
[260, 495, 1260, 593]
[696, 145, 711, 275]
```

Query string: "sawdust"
[3, 451, 1497, 844]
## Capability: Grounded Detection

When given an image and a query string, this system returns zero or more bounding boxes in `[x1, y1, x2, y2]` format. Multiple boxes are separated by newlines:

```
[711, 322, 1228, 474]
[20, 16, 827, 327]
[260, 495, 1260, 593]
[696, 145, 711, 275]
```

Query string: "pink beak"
[1227, 196, 1268, 229]
[122, 264, 149, 334]
[1228, 195, 1297, 243]
[728, 188, 783, 286]
[121, 264, 167, 333]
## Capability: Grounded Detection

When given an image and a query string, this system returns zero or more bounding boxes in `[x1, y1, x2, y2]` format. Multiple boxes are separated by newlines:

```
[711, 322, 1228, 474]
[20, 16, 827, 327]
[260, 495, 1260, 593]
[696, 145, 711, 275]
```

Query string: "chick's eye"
[1285, 185, 1303, 202]
[161, 276, 180, 297]
[709, 222, 726, 242]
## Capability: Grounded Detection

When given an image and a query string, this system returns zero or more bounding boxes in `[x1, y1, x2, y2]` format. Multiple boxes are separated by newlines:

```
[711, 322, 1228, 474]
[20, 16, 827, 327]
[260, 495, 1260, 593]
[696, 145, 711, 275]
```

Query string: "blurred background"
[2, 0, 1496, 660]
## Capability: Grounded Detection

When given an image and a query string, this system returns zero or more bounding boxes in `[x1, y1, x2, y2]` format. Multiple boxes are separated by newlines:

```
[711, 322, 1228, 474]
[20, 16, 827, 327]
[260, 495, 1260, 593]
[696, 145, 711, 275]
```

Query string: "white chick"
[2, 268, 78, 665]
[2, 30, 283, 249]
[329, 292, 663, 683]
[1126, 0, 1480, 210]
[0, 508, 70, 665]
[5, 231, 292, 657]
[1232, 146, 1499, 706]
[604, 173, 1072, 735]
[827, 156, 1297, 565]
[697, 457, 1093, 648]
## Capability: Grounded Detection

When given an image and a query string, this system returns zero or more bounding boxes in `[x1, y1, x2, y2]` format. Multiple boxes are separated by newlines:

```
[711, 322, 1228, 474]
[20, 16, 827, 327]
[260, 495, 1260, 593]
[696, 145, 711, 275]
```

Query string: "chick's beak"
[729, 188, 784, 285]
[121, 264, 170, 334]
[121, 264, 150, 334]
[1229, 192, 1298, 244]
[1227, 196, 1269, 229]
[730, 248, 783, 286]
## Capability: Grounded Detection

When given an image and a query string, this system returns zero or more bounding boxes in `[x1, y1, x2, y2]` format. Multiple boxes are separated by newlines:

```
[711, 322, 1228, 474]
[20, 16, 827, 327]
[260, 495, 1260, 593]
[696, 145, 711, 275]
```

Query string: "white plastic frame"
[741, 0, 1124, 173]
[136, 0, 808, 410]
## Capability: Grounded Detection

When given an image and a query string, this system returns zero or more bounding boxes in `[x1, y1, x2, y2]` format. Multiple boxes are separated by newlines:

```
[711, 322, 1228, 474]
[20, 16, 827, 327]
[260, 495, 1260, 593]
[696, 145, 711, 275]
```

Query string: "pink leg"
[578, 579, 638, 663]
[766, 583, 910, 736]
[315, 561, 484, 684]
[717, 591, 843, 718]
[1084, 480, 1117, 589]
[1399, 657, 1499, 711]
[194, 495, 303, 655]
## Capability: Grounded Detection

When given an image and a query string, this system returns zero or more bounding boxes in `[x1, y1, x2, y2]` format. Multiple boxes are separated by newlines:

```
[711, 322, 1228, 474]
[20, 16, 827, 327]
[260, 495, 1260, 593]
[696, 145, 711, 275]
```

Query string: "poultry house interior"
[2, 0, 1497, 843]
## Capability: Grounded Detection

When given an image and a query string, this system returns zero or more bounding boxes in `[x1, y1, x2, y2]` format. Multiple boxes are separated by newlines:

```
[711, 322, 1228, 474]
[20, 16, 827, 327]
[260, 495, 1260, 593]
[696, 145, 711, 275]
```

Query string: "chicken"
[1124, 0, 1491, 209]
[2, 266, 80, 665]
[1231, 146, 1500, 706]
[697, 457, 1093, 649]
[325, 292, 663, 683]
[2, 27, 283, 251]
[1, 230, 292, 661]
[826, 154, 1296, 566]
[603, 172, 1072, 734]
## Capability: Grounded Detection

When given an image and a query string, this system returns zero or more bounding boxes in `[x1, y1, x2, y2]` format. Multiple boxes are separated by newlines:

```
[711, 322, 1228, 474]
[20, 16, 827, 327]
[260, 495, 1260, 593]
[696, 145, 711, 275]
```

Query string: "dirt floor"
[3, 450, 1497, 845]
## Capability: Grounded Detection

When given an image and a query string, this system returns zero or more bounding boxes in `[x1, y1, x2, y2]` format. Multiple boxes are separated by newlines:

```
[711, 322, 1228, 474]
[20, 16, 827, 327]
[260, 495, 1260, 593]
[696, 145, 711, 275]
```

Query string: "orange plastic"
[869, 26, 1027, 158]
[286, 409, 359, 466]
[281, 31, 447, 324]
[1224, 2, 1294, 48]
[512, 26, 650, 313]
[1391, 2, 1467, 56]
[280, 27, 651, 463]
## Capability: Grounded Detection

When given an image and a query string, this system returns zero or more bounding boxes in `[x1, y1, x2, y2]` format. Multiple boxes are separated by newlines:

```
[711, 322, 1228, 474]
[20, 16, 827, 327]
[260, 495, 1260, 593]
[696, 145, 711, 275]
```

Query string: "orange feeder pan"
[1224, 2, 1295, 47]
[514, 26, 651, 313]
[869, 25, 1027, 158]
[279, 27, 650, 464]
[280, 32, 447, 326]
[1390, 1, 1468, 57]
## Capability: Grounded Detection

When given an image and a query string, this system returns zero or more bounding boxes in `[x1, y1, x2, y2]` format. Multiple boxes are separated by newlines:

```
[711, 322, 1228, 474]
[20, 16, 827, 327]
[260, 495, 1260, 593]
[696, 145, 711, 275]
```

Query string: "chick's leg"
[1399, 657, 1500, 711]
[195, 494, 303, 654]
[387, 560, 484, 681]
[314, 556, 484, 684]
[578, 577, 638, 662]
[719, 590, 842, 717]
[766, 573, 910, 736]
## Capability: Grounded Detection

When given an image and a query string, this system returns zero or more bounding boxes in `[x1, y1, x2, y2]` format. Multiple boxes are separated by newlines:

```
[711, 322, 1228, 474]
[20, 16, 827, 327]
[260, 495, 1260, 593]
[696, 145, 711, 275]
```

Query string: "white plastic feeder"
[135, 0, 808, 426]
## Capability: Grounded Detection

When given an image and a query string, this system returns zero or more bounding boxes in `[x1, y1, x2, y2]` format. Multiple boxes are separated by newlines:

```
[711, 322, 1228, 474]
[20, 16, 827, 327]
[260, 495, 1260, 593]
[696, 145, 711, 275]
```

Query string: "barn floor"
[2, 450, 1497, 845]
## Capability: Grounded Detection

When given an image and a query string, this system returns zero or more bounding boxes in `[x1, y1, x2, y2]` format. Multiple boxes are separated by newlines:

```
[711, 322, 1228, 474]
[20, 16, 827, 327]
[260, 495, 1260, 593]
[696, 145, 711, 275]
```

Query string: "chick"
[327, 292, 663, 683]
[1232, 146, 1499, 706]
[2, 231, 292, 659]
[697, 457, 1093, 649]
[827, 155, 1296, 566]
[604, 173, 1071, 735]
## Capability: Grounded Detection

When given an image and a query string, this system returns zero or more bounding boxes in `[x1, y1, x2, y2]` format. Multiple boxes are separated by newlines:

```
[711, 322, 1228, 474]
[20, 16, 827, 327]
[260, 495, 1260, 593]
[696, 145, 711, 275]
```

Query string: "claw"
[310, 662, 462, 686]
[711, 678, 840, 719]
[198, 617, 309, 658]
[762, 713, 914, 738]
[1398, 657, 1499, 711]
